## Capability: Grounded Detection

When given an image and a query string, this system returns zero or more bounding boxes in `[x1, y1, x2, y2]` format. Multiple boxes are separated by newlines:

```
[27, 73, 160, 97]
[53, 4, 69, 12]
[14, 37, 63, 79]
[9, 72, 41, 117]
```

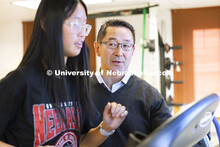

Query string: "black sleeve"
[148, 89, 172, 130]
[80, 111, 91, 135]
[0, 72, 25, 141]
[80, 106, 101, 135]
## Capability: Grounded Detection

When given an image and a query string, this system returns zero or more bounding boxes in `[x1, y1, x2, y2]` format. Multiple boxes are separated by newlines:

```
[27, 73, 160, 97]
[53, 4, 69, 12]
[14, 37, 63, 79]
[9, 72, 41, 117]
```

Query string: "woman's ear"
[94, 41, 101, 56]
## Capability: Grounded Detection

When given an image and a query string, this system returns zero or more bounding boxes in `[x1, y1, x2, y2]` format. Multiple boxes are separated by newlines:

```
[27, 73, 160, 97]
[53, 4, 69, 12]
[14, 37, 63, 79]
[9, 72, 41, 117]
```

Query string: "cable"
[141, 8, 146, 79]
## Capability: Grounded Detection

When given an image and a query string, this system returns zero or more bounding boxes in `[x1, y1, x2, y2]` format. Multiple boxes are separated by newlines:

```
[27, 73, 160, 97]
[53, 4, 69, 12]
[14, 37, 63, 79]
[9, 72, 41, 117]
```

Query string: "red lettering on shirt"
[60, 109, 67, 131]
[33, 104, 80, 147]
[53, 109, 61, 135]
[33, 104, 45, 147]
[45, 109, 55, 141]
[66, 107, 74, 129]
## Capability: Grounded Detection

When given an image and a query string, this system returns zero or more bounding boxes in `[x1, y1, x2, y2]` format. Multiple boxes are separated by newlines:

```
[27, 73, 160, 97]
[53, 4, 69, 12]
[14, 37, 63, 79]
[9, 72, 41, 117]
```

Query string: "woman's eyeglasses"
[65, 21, 92, 36]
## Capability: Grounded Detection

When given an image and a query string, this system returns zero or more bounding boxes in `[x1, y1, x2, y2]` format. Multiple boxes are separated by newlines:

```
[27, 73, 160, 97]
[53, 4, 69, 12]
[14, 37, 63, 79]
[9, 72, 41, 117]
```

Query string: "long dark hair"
[18, 0, 93, 129]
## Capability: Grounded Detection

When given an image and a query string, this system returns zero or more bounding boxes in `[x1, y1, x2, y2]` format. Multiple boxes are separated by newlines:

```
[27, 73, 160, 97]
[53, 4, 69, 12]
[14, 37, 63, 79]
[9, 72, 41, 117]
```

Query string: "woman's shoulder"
[0, 61, 44, 87]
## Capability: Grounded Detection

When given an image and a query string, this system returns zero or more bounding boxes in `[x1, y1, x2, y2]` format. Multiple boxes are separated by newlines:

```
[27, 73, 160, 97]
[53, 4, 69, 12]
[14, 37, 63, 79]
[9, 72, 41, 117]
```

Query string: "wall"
[172, 6, 220, 116]
[0, 21, 23, 79]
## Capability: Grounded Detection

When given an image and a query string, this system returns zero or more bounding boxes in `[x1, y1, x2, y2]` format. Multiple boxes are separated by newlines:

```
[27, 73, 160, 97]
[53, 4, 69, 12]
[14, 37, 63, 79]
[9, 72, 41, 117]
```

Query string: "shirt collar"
[95, 70, 132, 85]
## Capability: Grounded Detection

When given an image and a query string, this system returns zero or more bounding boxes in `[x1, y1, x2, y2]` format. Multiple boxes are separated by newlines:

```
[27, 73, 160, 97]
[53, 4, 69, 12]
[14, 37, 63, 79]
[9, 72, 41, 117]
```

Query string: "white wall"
[143, 7, 160, 91]
[0, 21, 23, 79]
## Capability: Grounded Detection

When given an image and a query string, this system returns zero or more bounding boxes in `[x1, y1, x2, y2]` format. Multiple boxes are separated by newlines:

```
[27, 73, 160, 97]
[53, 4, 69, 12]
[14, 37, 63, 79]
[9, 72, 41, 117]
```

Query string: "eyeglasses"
[65, 21, 92, 36]
[99, 40, 134, 51]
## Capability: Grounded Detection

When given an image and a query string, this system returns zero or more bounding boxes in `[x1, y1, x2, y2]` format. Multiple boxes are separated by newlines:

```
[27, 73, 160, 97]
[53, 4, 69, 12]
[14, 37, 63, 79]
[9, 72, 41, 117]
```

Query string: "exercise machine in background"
[158, 32, 183, 107]
[126, 94, 220, 147]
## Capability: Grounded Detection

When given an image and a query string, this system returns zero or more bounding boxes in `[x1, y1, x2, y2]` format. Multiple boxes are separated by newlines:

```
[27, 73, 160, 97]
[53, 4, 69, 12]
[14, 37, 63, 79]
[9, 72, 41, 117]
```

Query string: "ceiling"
[0, 0, 220, 22]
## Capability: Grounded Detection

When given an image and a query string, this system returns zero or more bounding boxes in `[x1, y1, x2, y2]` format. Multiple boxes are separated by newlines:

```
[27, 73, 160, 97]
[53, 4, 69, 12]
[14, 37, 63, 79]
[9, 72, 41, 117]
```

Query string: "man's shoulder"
[129, 75, 151, 87]
[129, 75, 160, 93]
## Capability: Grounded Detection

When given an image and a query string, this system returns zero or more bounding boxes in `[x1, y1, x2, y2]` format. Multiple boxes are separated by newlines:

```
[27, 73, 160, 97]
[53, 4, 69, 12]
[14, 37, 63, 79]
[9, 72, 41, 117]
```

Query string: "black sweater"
[90, 75, 171, 147]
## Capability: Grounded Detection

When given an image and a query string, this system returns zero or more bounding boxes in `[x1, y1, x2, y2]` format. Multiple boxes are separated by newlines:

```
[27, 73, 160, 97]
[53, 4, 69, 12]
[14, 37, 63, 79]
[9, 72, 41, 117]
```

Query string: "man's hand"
[102, 102, 128, 132]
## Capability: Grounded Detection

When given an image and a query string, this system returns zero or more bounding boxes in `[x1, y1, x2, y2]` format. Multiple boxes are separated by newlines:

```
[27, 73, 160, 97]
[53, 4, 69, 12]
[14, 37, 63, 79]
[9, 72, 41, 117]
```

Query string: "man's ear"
[94, 41, 101, 56]
[132, 45, 135, 55]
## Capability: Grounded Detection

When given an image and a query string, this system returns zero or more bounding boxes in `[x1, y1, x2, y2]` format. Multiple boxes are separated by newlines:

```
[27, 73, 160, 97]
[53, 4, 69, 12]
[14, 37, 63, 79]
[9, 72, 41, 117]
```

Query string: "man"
[90, 19, 171, 147]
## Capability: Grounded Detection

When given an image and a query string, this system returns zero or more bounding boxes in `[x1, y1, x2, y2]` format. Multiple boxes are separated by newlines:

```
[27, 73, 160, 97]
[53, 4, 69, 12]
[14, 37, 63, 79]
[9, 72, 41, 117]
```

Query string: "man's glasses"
[65, 21, 92, 36]
[99, 40, 134, 51]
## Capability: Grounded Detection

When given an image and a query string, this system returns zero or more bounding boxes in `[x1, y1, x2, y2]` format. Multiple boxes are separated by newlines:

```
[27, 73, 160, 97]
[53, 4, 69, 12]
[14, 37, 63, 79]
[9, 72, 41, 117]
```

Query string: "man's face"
[95, 26, 134, 74]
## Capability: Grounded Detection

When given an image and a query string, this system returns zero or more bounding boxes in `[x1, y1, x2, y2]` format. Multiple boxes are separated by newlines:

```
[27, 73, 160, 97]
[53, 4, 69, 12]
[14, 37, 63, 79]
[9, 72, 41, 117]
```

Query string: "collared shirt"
[95, 70, 132, 93]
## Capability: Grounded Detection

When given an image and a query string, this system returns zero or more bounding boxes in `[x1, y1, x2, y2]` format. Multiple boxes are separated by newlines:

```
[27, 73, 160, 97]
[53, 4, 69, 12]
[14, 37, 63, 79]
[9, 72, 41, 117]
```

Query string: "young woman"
[0, 0, 128, 146]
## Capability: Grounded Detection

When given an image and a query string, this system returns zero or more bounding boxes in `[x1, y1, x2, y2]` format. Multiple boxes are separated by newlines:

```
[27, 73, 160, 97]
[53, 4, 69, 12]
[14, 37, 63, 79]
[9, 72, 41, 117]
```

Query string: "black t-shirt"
[0, 61, 90, 147]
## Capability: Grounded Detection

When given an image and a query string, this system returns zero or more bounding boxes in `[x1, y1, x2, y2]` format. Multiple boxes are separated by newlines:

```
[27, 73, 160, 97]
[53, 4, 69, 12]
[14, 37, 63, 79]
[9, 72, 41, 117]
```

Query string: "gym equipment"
[158, 32, 183, 101]
[164, 43, 182, 53]
[126, 93, 220, 147]
[141, 7, 147, 78]
[165, 75, 183, 90]
[166, 95, 183, 106]
[143, 39, 155, 52]
[164, 57, 182, 71]
[158, 32, 167, 98]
